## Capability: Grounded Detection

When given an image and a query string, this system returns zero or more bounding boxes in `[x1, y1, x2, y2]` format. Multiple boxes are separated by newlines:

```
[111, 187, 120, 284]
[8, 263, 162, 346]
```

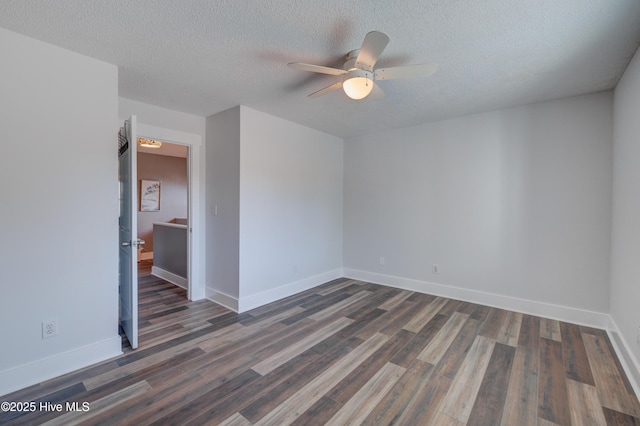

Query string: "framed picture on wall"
[140, 179, 160, 211]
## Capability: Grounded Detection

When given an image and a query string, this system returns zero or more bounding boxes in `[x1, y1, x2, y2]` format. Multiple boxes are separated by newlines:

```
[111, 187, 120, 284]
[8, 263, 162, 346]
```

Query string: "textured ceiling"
[1, 0, 640, 138]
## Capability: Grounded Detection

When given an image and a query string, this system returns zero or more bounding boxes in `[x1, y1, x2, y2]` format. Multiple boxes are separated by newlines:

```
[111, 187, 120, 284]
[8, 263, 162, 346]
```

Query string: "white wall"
[238, 107, 344, 309]
[205, 106, 344, 311]
[206, 106, 242, 304]
[611, 45, 640, 384]
[0, 28, 120, 395]
[119, 97, 205, 137]
[344, 92, 613, 320]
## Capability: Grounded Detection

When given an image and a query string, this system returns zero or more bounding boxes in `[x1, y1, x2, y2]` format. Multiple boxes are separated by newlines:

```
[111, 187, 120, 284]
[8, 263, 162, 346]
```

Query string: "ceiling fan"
[288, 31, 437, 100]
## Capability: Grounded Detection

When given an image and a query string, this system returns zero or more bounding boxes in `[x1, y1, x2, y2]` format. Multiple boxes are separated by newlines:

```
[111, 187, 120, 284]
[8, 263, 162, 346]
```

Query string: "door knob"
[121, 240, 145, 247]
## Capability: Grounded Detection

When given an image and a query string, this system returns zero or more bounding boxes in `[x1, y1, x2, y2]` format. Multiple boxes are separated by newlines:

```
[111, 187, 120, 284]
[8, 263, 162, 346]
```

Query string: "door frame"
[137, 123, 205, 301]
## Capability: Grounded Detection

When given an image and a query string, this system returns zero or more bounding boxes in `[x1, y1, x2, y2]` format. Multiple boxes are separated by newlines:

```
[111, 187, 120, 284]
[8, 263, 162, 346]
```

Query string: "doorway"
[137, 141, 189, 297]
[121, 121, 204, 350]
[136, 122, 205, 303]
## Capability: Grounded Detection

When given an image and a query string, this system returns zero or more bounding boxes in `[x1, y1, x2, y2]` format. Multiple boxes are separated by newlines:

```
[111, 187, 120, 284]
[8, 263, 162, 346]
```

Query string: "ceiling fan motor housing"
[344, 49, 361, 70]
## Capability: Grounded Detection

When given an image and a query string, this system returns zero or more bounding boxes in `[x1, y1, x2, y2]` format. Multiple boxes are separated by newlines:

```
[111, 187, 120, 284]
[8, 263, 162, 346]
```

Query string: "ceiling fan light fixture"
[289, 31, 435, 101]
[138, 138, 162, 148]
[343, 70, 374, 100]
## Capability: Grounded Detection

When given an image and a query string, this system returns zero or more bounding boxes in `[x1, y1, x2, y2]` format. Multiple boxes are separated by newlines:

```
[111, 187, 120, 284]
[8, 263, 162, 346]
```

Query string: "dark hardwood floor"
[2, 262, 639, 425]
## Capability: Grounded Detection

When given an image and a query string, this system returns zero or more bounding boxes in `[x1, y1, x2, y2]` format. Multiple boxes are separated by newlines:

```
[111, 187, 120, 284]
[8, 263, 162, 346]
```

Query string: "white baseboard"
[152, 266, 187, 289]
[238, 269, 343, 313]
[343, 268, 610, 329]
[0, 336, 122, 397]
[606, 317, 640, 398]
[206, 288, 239, 312]
[206, 268, 343, 313]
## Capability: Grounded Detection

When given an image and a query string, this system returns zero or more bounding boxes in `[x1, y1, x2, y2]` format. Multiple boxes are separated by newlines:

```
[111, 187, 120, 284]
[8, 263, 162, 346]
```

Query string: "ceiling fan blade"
[366, 82, 386, 100]
[374, 63, 438, 80]
[355, 31, 390, 71]
[308, 81, 343, 98]
[288, 62, 347, 76]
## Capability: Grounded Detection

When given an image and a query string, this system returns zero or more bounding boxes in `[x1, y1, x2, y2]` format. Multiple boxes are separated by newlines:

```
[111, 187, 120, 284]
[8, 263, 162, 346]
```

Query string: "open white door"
[118, 115, 140, 349]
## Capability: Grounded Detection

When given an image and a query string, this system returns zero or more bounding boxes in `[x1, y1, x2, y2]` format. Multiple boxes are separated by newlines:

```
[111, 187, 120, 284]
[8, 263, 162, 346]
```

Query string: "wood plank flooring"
[2, 263, 639, 425]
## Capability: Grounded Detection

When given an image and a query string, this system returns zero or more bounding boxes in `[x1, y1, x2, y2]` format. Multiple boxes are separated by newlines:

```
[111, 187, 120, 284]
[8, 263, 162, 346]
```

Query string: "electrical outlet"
[42, 319, 58, 339]
[432, 264, 439, 274]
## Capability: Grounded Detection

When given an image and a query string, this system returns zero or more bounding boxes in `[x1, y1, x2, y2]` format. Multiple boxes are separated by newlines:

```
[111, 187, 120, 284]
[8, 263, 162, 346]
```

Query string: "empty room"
[2, 1, 640, 424]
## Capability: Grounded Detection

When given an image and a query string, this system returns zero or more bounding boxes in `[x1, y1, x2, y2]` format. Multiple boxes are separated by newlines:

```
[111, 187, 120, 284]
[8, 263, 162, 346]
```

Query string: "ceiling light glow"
[138, 138, 162, 148]
[343, 70, 373, 100]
